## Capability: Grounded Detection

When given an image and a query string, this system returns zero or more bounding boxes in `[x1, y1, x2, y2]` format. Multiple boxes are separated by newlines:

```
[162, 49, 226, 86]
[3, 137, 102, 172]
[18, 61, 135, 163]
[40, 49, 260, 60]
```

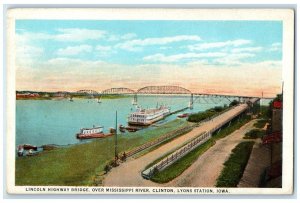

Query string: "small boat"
[97, 98, 101, 103]
[119, 125, 126, 133]
[109, 127, 116, 134]
[76, 125, 112, 139]
[17, 145, 24, 157]
[125, 126, 140, 132]
[69, 97, 74, 102]
[23, 144, 38, 151]
[27, 149, 35, 156]
[177, 113, 190, 118]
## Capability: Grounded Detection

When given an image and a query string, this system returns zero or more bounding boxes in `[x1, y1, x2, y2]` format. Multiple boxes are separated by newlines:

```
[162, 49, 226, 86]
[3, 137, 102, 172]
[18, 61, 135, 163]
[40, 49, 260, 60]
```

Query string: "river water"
[16, 95, 237, 147]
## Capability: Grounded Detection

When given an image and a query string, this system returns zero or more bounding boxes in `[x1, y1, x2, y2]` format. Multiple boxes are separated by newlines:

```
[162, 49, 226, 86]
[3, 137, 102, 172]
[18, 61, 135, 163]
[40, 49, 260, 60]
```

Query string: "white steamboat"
[128, 105, 170, 126]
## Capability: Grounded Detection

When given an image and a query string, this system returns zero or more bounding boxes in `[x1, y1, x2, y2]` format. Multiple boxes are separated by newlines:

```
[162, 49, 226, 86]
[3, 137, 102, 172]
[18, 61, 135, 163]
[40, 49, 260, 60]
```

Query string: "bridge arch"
[76, 89, 99, 95]
[101, 87, 136, 95]
[137, 85, 191, 95]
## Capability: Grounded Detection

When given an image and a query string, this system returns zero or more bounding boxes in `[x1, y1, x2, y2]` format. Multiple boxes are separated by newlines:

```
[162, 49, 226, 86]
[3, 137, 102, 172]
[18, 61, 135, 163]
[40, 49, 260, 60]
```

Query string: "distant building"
[53, 91, 69, 97]
[16, 93, 39, 99]
[271, 101, 282, 132]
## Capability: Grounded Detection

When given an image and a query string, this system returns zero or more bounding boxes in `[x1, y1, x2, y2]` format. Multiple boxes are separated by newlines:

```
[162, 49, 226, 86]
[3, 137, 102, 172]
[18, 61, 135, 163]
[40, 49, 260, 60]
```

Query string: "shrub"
[216, 141, 254, 187]
[229, 100, 239, 107]
[244, 129, 266, 139]
[187, 106, 226, 123]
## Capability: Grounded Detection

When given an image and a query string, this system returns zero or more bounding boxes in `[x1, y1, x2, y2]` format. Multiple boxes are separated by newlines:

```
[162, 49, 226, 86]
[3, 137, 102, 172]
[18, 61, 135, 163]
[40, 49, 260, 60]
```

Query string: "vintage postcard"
[6, 8, 294, 195]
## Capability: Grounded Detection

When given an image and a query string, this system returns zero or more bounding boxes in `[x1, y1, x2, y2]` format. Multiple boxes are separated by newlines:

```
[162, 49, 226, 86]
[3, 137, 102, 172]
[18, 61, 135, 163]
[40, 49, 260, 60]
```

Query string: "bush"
[244, 129, 266, 139]
[216, 141, 254, 187]
[254, 119, 268, 129]
[187, 106, 226, 123]
[229, 100, 239, 107]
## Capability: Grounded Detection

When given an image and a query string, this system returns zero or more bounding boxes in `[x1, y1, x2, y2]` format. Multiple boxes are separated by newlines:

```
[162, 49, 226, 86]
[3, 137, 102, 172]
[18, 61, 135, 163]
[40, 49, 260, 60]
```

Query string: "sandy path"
[166, 119, 257, 187]
[103, 104, 249, 187]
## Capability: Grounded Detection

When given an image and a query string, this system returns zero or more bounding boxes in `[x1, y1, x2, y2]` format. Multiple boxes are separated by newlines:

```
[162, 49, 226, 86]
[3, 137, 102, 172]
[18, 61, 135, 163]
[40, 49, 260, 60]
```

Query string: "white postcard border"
[6, 8, 295, 195]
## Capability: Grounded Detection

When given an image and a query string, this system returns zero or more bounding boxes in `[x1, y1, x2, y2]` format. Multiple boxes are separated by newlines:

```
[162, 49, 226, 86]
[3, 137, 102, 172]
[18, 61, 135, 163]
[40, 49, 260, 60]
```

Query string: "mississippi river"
[16, 95, 232, 147]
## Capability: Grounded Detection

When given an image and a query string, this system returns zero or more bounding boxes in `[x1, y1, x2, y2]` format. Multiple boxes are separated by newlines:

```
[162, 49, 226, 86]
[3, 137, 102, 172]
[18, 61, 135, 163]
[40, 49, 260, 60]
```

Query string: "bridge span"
[75, 85, 266, 108]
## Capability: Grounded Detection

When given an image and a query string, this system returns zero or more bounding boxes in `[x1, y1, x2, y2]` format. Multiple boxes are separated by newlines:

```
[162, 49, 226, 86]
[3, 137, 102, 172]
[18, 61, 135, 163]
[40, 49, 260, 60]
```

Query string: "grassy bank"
[215, 141, 255, 187]
[187, 106, 227, 123]
[148, 114, 252, 183]
[150, 139, 216, 183]
[15, 119, 188, 186]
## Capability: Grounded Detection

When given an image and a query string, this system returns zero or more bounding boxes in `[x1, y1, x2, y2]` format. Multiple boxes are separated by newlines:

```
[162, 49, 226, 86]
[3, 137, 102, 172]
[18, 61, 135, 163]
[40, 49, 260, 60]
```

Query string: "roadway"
[103, 103, 249, 187]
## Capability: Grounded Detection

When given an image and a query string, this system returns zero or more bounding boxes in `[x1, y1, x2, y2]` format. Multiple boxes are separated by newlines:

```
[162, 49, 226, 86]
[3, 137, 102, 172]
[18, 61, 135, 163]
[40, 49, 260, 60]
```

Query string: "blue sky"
[15, 20, 282, 96]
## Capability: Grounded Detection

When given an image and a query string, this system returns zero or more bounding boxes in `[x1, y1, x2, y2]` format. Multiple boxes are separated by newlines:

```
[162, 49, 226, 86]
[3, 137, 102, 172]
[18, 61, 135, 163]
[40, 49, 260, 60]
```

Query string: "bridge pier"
[189, 94, 193, 109]
[132, 94, 138, 105]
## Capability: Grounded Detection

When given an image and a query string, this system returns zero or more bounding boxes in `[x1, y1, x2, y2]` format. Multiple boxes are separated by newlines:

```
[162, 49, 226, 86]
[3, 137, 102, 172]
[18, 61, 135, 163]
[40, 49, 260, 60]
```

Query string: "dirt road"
[103, 104, 250, 187]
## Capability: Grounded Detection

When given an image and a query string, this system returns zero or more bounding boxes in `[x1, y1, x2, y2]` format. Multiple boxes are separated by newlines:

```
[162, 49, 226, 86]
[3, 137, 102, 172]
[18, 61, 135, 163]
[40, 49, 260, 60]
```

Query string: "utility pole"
[114, 111, 118, 162]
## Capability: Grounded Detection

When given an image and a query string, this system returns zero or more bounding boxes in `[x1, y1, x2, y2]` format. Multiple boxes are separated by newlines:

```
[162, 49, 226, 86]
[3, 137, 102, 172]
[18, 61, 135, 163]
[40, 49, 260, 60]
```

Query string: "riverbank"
[15, 119, 189, 186]
[16, 94, 130, 100]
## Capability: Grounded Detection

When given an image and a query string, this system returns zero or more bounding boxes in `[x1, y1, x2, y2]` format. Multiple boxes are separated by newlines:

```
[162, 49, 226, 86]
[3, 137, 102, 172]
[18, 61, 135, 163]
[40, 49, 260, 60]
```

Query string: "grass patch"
[187, 106, 228, 123]
[150, 139, 216, 183]
[253, 119, 269, 129]
[15, 119, 188, 186]
[244, 129, 266, 139]
[215, 141, 255, 187]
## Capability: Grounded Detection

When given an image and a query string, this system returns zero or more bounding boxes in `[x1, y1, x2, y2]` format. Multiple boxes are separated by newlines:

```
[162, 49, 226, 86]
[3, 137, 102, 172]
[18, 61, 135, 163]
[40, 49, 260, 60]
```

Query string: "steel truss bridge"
[74, 85, 269, 108]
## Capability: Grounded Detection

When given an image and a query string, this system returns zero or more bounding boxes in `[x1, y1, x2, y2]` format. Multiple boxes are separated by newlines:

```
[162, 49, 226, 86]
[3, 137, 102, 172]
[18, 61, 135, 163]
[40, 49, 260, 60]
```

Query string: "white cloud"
[95, 45, 115, 57]
[269, 42, 282, 52]
[15, 33, 45, 65]
[54, 28, 106, 42]
[213, 53, 255, 66]
[95, 45, 112, 52]
[143, 52, 226, 63]
[16, 28, 107, 43]
[17, 45, 44, 58]
[108, 33, 137, 41]
[122, 33, 137, 40]
[56, 45, 92, 56]
[16, 45, 44, 66]
[117, 35, 202, 51]
[231, 47, 263, 53]
[188, 39, 252, 51]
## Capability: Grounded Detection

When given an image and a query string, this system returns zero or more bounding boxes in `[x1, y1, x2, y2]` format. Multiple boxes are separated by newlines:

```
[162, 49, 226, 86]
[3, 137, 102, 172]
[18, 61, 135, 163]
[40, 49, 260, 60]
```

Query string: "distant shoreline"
[16, 95, 130, 100]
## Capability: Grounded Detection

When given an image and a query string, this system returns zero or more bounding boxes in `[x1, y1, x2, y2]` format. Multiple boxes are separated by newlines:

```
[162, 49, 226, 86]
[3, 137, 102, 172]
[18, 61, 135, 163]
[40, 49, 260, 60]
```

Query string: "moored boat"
[76, 125, 112, 139]
[177, 113, 189, 118]
[17, 145, 24, 157]
[125, 126, 140, 132]
[109, 127, 116, 134]
[23, 144, 38, 151]
[27, 149, 35, 156]
[128, 105, 170, 126]
[119, 125, 126, 133]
